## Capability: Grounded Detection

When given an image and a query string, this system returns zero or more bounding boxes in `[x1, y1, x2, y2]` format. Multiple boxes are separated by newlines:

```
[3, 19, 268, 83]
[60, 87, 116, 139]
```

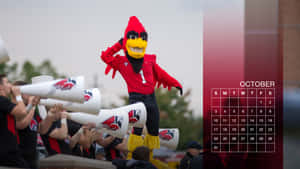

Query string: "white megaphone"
[159, 128, 179, 150]
[20, 76, 85, 103]
[31, 75, 54, 120]
[67, 109, 129, 138]
[39, 88, 101, 114]
[103, 102, 147, 128]
[0, 37, 10, 64]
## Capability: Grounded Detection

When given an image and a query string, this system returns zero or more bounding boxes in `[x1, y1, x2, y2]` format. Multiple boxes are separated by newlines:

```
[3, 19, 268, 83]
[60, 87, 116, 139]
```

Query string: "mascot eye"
[127, 31, 138, 39]
[140, 32, 148, 41]
[129, 34, 137, 39]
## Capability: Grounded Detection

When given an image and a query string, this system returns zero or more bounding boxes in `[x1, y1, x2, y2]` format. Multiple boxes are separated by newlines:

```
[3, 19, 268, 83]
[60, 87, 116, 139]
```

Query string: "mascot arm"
[153, 63, 182, 92]
[105, 65, 117, 79]
[100, 41, 122, 69]
[100, 41, 122, 78]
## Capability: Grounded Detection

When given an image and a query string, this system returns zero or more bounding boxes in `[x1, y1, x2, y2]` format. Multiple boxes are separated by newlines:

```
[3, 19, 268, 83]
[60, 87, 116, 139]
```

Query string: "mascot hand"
[105, 65, 117, 79]
[118, 38, 124, 46]
[176, 87, 183, 96]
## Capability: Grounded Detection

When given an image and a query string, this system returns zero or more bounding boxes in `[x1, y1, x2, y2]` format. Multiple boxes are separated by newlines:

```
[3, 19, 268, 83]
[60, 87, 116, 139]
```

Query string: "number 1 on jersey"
[140, 70, 146, 84]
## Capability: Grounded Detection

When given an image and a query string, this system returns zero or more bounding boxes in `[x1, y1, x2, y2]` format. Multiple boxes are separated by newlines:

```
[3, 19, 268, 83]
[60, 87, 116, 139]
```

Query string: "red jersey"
[101, 42, 182, 95]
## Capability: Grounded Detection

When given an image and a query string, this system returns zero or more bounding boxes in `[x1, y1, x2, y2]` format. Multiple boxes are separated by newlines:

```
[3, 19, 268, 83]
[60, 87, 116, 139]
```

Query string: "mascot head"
[123, 16, 148, 59]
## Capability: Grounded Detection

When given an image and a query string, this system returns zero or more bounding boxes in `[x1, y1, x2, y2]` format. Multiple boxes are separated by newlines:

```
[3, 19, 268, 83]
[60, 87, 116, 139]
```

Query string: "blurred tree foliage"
[0, 60, 65, 82]
[120, 88, 202, 150]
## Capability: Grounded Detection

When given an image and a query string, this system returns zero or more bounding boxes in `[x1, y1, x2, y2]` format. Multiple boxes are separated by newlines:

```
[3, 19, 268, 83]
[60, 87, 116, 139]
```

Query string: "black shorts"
[129, 92, 159, 136]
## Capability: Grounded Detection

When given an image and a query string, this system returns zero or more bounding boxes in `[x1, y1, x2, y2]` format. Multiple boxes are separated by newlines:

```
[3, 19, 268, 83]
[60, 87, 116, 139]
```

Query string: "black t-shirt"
[67, 120, 83, 157]
[41, 120, 72, 156]
[71, 144, 82, 157]
[83, 142, 96, 159]
[18, 108, 42, 156]
[67, 120, 97, 159]
[67, 120, 82, 136]
[0, 96, 18, 157]
[104, 136, 123, 161]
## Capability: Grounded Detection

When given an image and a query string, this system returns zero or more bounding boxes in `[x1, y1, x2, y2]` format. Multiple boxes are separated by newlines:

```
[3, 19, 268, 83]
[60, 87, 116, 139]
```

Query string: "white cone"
[159, 128, 179, 150]
[39, 88, 101, 114]
[31, 75, 55, 119]
[68, 109, 129, 138]
[104, 102, 146, 128]
[20, 76, 85, 103]
[0, 37, 10, 64]
[67, 112, 98, 126]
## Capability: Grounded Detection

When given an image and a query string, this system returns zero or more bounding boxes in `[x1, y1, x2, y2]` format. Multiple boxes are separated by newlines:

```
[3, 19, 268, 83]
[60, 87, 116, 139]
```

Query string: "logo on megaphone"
[102, 116, 123, 131]
[128, 109, 141, 123]
[159, 129, 174, 141]
[159, 128, 179, 150]
[39, 88, 101, 114]
[67, 109, 129, 138]
[54, 78, 77, 90]
[114, 102, 146, 128]
[20, 76, 85, 103]
[84, 89, 93, 101]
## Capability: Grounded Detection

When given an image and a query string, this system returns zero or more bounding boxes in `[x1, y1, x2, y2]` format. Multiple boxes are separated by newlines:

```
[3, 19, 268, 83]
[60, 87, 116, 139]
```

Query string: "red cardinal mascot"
[100, 16, 182, 161]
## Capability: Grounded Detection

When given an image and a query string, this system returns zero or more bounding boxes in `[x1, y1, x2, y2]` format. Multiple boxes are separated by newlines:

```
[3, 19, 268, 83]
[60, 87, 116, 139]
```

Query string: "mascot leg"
[127, 133, 144, 160]
[144, 134, 160, 161]
[143, 97, 160, 161]
[144, 134, 170, 169]
[143, 96, 170, 169]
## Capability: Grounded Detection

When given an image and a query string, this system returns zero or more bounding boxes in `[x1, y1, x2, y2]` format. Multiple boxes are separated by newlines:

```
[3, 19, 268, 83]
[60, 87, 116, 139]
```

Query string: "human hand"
[32, 96, 41, 106]
[27, 96, 35, 105]
[49, 104, 64, 120]
[11, 86, 21, 97]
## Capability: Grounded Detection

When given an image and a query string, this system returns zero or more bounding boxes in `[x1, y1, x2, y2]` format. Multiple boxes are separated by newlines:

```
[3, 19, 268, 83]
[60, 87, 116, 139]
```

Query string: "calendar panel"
[211, 88, 275, 153]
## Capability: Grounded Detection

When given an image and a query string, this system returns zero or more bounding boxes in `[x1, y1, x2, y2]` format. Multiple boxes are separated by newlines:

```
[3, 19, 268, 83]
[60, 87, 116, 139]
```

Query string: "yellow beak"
[126, 38, 147, 59]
